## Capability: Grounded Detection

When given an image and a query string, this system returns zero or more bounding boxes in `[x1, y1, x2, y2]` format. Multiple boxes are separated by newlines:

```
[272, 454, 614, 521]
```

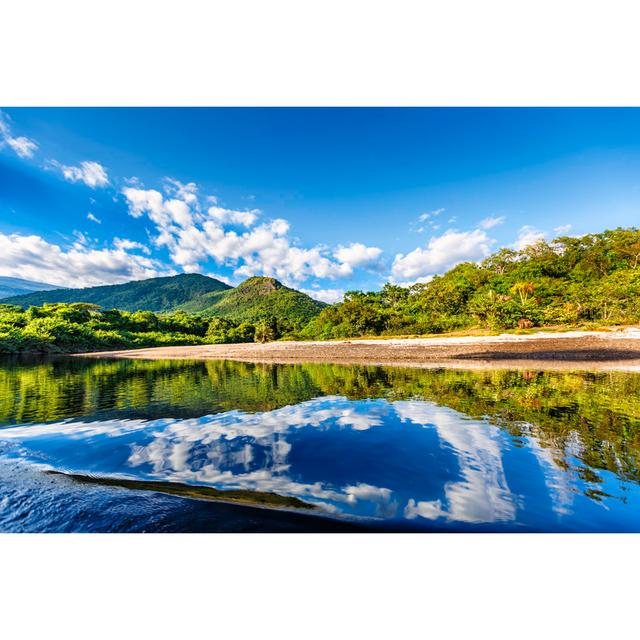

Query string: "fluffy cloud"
[6, 136, 38, 159]
[300, 288, 345, 304]
[58, 160, 109, 188]
[0, 232, 171, 288]
[208, 206, 259, 227]
[164, 178, 198, 205]
[204, 272, 233, 286]
[87, 213, 101, 224]
[514, 225, 546, 250]
[113, 238, 151, 255]
[333, 243, 383, 271]
[122, 181, 381, 284]
[479, 215, 506, 229]
[553, 224, 572, 235]
[391, 228, 493, 282]
[0, 111, 38, 159]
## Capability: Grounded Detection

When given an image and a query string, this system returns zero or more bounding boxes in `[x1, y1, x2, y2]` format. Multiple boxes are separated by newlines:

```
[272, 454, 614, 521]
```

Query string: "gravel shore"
[76, 329, 640, 371]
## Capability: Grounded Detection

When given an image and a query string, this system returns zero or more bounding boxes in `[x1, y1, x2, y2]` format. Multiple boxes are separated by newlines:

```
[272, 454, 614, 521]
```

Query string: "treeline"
[301, 228, 640, 339]
[2, 358, 639, 484]
[3, 228, 640, 352]
[0, 303, 294, 354]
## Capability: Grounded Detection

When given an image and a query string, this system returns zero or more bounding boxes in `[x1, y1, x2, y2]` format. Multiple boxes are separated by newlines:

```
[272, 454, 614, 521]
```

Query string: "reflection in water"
[1, 357, 640, 531]
[527, 438, 574, 516]
[395, 402, 515, 523]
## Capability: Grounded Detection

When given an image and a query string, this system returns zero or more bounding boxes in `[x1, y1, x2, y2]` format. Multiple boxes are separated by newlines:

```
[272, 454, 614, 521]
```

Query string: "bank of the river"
[75, 328, 640, 371]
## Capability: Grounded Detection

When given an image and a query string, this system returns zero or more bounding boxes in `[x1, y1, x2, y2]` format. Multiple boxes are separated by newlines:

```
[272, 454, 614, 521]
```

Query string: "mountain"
[178, 276, 327, 325]
[3, 273, 231, 312]
[0, 276, 59, 300]
[3, 273, 327, 326]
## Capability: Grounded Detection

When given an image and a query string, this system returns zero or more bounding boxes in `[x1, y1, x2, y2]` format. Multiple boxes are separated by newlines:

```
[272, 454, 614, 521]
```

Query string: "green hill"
[178, 276, 327, 326]
[3, 273, 326, 327]
[302, 227, 640, 339]
[3, 273, 231, 312]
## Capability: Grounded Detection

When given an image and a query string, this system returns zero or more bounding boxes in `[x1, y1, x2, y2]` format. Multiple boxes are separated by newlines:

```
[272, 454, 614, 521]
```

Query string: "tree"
[254, 316, 280, 343]
[510, 282, 536, 305]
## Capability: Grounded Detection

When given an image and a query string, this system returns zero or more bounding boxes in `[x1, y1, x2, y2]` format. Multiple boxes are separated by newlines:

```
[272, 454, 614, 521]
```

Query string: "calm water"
[1, 357, 639, 532]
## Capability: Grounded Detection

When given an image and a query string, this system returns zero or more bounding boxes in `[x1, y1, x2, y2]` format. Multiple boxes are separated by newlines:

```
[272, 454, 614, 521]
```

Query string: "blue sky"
[1, 107, 640, 302]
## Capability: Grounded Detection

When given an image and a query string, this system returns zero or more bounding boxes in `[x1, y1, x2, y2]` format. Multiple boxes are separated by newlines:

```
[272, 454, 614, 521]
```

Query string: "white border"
[1, 534, 638, 639]
[2, 1, 640, 106]
[2, 2, 639, 637]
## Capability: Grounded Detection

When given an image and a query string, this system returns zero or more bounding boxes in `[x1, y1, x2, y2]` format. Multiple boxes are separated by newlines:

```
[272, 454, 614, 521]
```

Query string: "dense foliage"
[178, 276, 327, 325]
[3, 228, 640, 351]
[4, 273, 325, 329]
[3, 273, 231, 312]
[0, 299, 305, 353]
[302, 228, 640, 339]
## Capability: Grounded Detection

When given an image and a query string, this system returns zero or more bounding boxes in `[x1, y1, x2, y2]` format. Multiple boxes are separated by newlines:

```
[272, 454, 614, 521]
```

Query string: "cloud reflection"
[0, 396, 582, 525]
[395, 401, 516, 523]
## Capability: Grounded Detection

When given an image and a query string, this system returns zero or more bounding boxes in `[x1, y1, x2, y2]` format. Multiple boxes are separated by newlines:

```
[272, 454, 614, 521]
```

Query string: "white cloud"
[204, 272, 233, 286]
[122, 182, 380, 284]
[207, 205, 259, 227]
[553, 224, 572, 235]
[0, 111, 38, 159]
[72, 230, 93, 249]
[333, 243, 383, 271]
[113, 238, 151, 255]
[300, 288, 345, 304]
[122, 187, 164, 220]
[391, 228, 493, 283]
[58, 160, 109, 188]
[392, 276, 434, 288]
[164, 178, 198, 205]
[7, 136, 38, 159]
[0, 232, 171, 288]
[418, 207, 444, 222]
[87, 213, 101, 224]
[479, 215, 506, 229]
[514, 225, 546, 250]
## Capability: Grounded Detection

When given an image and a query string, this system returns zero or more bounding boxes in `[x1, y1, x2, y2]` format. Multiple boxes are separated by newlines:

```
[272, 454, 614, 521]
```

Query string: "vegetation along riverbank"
[2, 228, 640, 355]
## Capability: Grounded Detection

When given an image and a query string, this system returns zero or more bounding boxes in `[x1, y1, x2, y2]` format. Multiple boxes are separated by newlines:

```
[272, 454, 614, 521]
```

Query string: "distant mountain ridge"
[2, 273, 231, 312]
[0, 276, 59, 300]
[2, 273, 327, 325]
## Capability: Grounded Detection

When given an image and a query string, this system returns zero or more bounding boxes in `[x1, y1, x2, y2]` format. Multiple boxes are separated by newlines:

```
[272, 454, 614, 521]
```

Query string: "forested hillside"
[4, 273, 231, 312]
[302, 228, 640, 339]
[3, 228, 640, 352]
[4, 273, 324, 328]
[178, 276, 327, 327]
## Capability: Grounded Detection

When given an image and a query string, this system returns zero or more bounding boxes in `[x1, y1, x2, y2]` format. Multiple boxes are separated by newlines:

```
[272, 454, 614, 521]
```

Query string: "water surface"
[1, 357, 639, 532]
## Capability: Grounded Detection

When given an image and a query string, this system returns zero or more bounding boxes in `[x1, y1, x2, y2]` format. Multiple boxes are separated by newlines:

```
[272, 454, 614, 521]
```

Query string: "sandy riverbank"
[76, 328, 640, 372]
